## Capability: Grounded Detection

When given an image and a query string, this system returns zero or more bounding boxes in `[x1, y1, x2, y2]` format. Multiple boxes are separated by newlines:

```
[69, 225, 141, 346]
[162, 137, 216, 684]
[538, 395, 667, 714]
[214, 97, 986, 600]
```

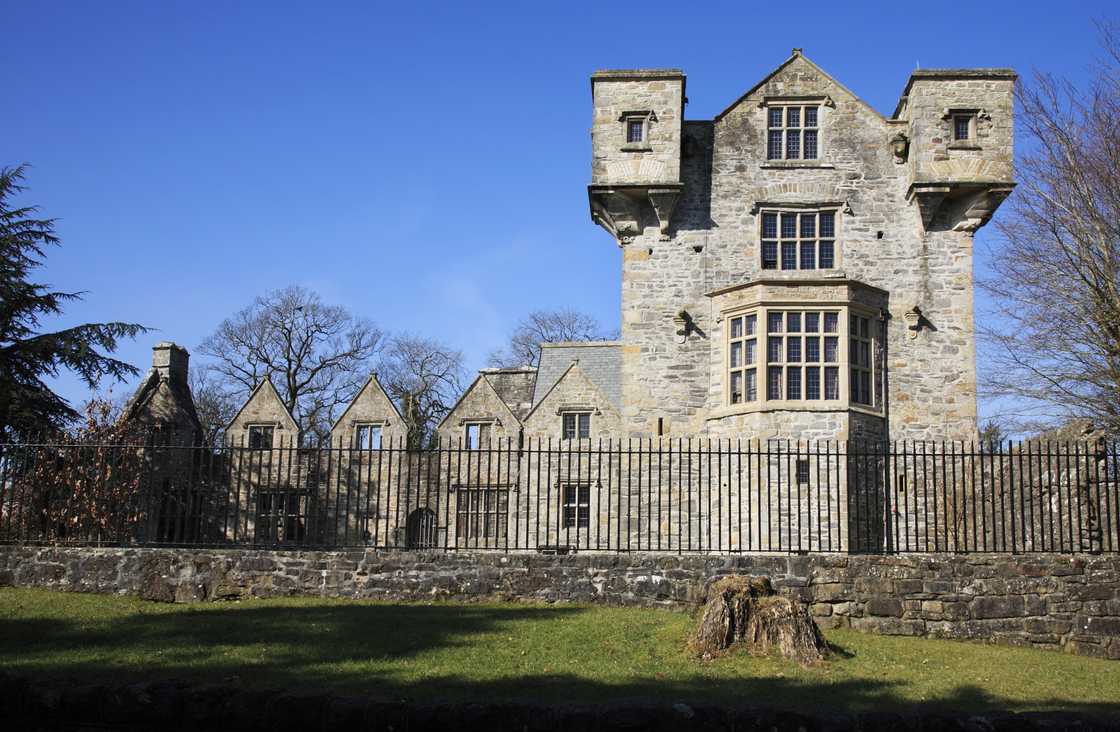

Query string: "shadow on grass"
[1, 600, 1118, 718]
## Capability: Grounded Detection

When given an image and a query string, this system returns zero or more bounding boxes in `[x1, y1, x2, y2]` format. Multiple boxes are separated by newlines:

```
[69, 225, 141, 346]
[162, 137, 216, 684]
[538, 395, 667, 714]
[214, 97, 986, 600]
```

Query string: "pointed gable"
[715, 50, 887, 125]
[437, 372, 522, 438]
[226, 379, 299, 439]
[523, 361, 623, 439]
[329, 374, 404, 444]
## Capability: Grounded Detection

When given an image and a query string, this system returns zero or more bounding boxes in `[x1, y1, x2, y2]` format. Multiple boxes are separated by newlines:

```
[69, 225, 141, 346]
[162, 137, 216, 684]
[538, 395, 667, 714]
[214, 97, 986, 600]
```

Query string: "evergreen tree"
[0, 165, 148, 438]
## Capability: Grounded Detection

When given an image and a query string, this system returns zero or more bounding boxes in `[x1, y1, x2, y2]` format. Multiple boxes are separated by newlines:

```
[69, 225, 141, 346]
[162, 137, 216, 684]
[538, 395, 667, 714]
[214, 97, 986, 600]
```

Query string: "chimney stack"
[152, 341, 189, 385]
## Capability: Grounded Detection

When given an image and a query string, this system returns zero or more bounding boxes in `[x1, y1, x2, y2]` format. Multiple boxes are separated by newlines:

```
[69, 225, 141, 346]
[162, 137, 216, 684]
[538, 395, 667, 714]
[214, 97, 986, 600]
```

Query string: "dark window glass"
[800, 242, 816, 269]
[819, 241, 835, 269]
[786, 367, 801, 399]
[762, 212, 778, 238]
[805, 367, 821, 399]
[785, 130, 800, 159]
[805, 106, 818, 127]
[248, 425, 274, 450]
[762, 242, 778, 269]
[803, 129, 818, 159]
[786, 107, 800, 128]
[954, 116, 971, 141]
[781, 242, 797, 270]
[796, 458, 811, 484]
[800, 214, 815, 237]
[767, 130, 782, 159]
[781, 213, 797, 238]
[626, 119, 644, 143]
[820, 212, 835, 237]
[768, 107, 783, 127]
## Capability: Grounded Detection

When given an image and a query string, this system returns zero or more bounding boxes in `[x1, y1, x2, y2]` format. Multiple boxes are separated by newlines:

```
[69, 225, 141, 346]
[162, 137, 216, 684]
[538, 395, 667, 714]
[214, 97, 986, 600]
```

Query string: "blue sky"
[2, 0, 1113, 417]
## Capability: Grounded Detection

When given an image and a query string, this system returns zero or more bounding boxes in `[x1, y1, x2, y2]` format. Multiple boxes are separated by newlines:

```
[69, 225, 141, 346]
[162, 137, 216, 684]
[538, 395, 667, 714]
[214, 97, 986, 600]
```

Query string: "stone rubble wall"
[1, 546, 1117, 660]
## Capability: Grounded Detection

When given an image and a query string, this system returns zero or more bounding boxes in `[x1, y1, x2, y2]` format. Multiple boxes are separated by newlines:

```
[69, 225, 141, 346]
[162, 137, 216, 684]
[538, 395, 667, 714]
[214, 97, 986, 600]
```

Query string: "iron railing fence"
[1, 437, 1117, 554]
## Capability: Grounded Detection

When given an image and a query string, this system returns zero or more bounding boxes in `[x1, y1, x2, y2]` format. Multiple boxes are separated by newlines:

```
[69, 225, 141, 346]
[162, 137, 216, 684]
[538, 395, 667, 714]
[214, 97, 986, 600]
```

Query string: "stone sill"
[760, 162, 835, 170]
[620, 144, 653, 152]
[948, 143, 982, 151]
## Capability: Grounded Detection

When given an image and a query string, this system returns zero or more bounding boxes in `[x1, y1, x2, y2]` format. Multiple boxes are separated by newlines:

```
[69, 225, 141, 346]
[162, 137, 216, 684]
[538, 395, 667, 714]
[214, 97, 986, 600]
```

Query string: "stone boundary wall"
[1, 546, 1117, 660]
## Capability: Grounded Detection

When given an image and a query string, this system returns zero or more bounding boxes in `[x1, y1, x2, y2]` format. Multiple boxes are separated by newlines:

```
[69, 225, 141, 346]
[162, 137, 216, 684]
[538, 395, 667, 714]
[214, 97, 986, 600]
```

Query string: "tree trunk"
[691, 576, 828, 665]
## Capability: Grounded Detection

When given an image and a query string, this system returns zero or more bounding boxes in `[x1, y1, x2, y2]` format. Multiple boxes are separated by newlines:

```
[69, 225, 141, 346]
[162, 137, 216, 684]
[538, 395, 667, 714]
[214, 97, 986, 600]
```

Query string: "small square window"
[796, 459, 810, 485]
[248, 425, 274, 450]
[466, 422, 491, 449]
[355, 424, 382, 450]
[562, 412, 591, 439]
[954, 115, 972, 141]
[627, 119, 644, 143]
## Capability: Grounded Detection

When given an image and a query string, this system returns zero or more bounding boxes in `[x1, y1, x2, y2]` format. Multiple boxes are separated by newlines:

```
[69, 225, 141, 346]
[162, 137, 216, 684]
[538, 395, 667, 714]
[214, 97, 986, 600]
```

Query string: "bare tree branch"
[979, 23, 1120, 435]
[487, 309, 618, 368]
[198, 285, 382, 441]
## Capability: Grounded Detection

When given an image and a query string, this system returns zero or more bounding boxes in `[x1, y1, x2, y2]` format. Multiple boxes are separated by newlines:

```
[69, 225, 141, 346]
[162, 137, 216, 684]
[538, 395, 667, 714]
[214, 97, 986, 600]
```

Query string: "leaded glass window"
[760, 210, 838, 271]
[766, 104, 820, 160]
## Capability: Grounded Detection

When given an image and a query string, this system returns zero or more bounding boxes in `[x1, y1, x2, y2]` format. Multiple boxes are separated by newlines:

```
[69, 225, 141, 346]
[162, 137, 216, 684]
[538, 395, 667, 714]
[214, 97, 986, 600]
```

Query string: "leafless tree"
[188, 367, 239, 446]
[377, 333, 465, 448]
[980, 24, 1120, 435]
[198, 285, 382, 441]
[487, 309, 618, 368]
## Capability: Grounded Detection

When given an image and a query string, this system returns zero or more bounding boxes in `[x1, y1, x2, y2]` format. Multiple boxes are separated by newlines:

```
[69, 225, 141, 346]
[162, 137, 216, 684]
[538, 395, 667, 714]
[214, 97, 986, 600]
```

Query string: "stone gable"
[330, 374, 404, 447]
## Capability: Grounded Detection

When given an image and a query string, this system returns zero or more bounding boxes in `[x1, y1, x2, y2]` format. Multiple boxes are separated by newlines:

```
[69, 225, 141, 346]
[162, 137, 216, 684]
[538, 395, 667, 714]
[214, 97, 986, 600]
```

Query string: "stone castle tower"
[588, 51, 1015, 443]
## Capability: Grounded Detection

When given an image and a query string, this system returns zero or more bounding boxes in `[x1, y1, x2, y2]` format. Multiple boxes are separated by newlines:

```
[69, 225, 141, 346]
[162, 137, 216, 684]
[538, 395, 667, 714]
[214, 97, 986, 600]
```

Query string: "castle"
[124, 52, 1017, 551]
[276, 50, 1013, 451]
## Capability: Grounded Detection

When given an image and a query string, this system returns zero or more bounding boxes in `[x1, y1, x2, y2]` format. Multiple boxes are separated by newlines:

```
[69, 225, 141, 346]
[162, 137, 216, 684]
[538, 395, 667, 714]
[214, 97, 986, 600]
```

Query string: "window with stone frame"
[456, 487, 509, 543]
[766, 309, 841, 402]
[354, 423, 382, 450]
[727, 312, 759, 405]
[562, 484, 591, 529]
[760, 210, 836, 271]
[247, 424, 274, 450]
[621, 112, 652, 147]
[953, 113, 974, 142]
[465, 422, 491, 449]
[849, 314, 874, 406]
[562, 412, 591, 439]
[766, 104, 820, 160]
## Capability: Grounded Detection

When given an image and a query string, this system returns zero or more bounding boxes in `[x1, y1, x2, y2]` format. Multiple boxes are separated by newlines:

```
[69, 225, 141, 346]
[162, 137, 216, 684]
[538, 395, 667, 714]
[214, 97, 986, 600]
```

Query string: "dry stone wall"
[2, 546, 1117, 660]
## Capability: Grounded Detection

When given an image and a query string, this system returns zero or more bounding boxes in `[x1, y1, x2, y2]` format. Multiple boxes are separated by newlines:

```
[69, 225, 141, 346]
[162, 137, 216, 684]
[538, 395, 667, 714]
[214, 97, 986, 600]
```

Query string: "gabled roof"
[531, 341, 622, 410]
[119, 368, 203, 435]
[225, 378, 298, 433]
[479, 367, 537, 421]
[714, 49, 887, 123]
[522, 360, 622, 423]
[436, 371, 524, 430]
[330, 373, 402, 431]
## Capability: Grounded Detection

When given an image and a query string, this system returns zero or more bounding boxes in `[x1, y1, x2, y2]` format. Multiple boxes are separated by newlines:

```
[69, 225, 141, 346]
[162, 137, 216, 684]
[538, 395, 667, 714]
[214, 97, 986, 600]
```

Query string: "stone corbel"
[907, 184, 952, 230]
[952, 186, 1015, 233]
[647, 188, 680, 240]
[590, 189, 643, 246]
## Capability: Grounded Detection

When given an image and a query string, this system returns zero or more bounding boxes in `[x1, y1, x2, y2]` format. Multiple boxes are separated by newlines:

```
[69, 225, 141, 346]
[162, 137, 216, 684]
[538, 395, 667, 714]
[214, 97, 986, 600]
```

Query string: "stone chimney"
[152, 341, 189, 385]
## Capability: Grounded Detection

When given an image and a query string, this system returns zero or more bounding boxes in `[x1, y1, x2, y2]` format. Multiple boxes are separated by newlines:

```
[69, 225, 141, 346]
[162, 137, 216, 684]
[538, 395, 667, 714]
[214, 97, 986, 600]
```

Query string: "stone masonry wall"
[2, 546, 1117, 660]
[609, 55, 995, 442]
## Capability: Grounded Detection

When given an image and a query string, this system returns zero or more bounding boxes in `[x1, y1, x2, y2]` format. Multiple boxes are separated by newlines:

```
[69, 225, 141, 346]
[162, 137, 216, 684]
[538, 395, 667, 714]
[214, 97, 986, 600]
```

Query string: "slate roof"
[479, 367, 537, 421]
[531, 342, 622, 411]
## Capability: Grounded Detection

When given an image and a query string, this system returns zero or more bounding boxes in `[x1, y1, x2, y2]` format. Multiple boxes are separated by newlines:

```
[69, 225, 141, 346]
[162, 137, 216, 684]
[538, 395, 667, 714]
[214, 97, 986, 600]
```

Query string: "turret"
[893, 69, 1016, 232]
[588, 69, 685, 244]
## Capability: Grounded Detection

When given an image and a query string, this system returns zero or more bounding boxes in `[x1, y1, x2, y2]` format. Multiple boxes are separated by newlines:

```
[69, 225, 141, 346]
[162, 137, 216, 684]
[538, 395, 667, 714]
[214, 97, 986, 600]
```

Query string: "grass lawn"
[1, 587, 1118, 715]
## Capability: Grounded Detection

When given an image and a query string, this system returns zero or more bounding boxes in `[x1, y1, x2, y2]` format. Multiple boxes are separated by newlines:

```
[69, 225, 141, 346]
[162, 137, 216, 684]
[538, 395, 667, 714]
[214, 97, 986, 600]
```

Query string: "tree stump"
[690, 576, 829, 665]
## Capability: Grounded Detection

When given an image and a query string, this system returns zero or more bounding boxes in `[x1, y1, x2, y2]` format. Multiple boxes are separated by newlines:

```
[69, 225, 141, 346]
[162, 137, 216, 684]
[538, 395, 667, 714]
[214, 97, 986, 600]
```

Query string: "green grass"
[1, 588, 1118, 715]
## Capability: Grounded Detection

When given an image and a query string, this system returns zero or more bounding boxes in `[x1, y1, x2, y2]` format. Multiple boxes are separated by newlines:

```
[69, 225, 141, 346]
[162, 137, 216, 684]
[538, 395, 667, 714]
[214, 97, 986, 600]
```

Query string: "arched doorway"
[406, 508, 437, 549]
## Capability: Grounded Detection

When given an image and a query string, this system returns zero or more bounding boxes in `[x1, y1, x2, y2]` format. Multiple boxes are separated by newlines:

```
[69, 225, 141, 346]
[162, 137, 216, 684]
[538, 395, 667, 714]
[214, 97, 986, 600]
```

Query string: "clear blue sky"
[2, 0, 1113, 418]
